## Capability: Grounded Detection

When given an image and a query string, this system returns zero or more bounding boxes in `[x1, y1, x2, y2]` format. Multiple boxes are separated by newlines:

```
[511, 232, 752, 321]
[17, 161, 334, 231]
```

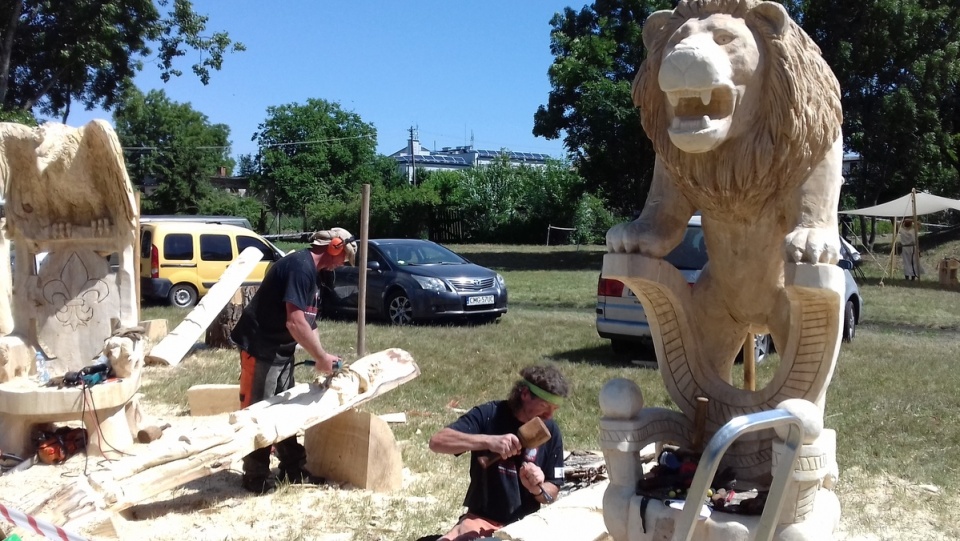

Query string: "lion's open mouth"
[666, 86, 736, 132]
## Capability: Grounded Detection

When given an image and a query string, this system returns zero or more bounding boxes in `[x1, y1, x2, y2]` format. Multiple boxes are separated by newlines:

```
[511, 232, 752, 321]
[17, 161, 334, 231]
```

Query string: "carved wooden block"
[0, 335, 33, 383]
[139, 319, 168, 345]
[304, 408, 402, 493]
[187, 383, 241, 416]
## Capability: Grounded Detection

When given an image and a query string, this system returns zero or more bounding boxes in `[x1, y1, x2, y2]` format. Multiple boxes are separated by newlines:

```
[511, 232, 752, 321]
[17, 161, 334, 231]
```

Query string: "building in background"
[390, 127, 554, 184]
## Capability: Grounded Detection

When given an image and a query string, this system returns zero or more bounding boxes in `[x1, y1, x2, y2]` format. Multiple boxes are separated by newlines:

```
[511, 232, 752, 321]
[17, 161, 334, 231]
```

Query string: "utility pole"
[408, 126, 417, 186]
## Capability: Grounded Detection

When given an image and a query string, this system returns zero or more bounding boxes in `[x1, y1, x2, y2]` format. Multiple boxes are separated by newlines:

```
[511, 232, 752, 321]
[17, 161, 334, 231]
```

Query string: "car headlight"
[413, 275, 448, 292]
[496, 273, 506, 287]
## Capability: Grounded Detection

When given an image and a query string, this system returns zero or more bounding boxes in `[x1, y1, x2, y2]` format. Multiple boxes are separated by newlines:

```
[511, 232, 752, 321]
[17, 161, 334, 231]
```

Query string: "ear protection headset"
[326, 235, 356, 256]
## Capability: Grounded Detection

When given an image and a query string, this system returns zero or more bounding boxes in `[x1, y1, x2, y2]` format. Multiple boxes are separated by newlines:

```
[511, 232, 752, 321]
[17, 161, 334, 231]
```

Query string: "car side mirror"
[367, 261, 380, 272]
[837, 259, 853, 271]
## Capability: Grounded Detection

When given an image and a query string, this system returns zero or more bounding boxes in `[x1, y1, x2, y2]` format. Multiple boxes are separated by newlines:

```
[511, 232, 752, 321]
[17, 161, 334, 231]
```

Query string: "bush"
[305, 186, 441, 238]
[198, 191, 266, 232]
[572, 193, 620, 244]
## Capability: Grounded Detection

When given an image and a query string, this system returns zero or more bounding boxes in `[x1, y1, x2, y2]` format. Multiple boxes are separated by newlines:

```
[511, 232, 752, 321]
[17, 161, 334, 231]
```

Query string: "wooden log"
[146, 247, 262, 366]
[30, 348, 419, 524]
[204, 286, 258, 348]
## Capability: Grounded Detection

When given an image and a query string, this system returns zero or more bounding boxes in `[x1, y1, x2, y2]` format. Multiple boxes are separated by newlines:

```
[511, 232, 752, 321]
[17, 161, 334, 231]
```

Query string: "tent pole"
[912, 189, 920, 280]
[889, 217, 899, 280]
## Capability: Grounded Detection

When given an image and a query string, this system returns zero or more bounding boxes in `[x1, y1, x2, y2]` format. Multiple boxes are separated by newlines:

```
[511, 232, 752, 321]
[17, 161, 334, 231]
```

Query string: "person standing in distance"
[231, 227, 357, 495]
[428, 365, 570, 540]
[898, 218, 923, 281]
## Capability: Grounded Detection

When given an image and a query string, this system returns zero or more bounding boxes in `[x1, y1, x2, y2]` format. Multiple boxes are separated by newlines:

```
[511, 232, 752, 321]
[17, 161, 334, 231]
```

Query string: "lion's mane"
[633, 0, 842, 219]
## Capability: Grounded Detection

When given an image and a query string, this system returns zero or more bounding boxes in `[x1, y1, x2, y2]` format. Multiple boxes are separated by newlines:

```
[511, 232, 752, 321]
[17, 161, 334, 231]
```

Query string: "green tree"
[0, 0, 244, 121]
[534, 0, 670, 216]
[251, 98, 378, 215]
[800, 2, 960, 198]
[798, 0, 960, 240]
[114, 88, 233, 213]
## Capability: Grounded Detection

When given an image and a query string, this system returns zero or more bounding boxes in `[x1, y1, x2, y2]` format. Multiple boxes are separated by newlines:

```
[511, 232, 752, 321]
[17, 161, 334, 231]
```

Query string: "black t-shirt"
[230, 249, 319, 364]
[446, 400, 564, 525]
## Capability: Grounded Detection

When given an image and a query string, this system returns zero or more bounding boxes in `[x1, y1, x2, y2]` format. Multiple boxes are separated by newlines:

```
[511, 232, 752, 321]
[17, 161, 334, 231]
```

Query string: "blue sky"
[66, 0, 579, 161]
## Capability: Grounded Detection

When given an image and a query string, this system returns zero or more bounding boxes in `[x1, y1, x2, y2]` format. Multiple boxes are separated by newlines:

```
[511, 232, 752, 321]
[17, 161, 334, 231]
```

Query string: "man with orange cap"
[231, 227, 357, 494]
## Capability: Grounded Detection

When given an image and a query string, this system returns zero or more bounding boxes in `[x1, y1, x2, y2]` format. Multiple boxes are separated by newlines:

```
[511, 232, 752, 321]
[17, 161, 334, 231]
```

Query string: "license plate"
[467, 295, 494, 306]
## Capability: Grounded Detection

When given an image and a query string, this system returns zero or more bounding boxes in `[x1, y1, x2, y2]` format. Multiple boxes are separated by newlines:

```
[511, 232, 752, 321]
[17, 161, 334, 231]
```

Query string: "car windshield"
[378, 241, 467, 266]
[664, 225, 708, 271]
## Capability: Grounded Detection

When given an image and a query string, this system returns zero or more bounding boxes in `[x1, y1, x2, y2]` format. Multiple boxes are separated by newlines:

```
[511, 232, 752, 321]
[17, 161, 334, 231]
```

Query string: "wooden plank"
[145, 247, 262, 366]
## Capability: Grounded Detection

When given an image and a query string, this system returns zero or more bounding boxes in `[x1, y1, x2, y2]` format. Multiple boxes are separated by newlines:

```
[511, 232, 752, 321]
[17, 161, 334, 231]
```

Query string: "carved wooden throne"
[0, 120, 142, 457]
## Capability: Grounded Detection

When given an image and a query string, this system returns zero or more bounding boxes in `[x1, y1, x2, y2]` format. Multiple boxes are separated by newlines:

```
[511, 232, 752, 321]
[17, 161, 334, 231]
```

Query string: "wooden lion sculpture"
[599, 2, 846, 539]
[608, 0, 843, 376]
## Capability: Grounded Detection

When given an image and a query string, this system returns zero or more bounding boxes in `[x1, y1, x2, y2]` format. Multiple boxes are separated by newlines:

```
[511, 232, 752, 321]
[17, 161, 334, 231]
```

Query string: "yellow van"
[140, 221, 285, 307]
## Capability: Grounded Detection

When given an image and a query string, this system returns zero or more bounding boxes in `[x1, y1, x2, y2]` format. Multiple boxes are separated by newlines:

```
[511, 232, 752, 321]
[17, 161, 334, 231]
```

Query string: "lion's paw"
[606, 221, 676, 257]
[784, 227, 840, 264]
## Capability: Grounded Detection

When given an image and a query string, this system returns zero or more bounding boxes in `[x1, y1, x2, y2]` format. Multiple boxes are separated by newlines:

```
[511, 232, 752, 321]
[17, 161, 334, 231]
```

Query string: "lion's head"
[633, 0, 842, 216]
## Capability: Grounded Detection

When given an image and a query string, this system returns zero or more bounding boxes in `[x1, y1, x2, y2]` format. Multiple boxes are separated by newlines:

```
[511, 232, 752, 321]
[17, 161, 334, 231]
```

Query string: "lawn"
[137, 237, 960, 539]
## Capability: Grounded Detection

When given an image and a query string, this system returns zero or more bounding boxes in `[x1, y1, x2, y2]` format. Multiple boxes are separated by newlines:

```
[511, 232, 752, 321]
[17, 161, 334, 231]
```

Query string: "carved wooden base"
[0, 371, 141, 457]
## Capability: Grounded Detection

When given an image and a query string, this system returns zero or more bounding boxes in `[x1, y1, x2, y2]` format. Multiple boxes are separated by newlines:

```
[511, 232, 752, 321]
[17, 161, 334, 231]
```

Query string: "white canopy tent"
[840, 190, 960, 282]
[840, 191, 960, 217]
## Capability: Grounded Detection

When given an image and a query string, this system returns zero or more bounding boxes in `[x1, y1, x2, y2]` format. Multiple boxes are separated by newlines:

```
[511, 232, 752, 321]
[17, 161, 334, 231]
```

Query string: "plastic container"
[35, 349, 50, 385]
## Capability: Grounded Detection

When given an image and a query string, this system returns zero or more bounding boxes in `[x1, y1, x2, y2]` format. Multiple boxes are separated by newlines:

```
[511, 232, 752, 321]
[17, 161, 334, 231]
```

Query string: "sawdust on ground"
[1, 406, 956, 541]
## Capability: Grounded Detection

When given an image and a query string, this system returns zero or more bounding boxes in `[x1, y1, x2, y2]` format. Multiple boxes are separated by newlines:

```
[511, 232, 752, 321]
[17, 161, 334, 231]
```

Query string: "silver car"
[322, 239, 508, 325]
[596, 216, 864, 358]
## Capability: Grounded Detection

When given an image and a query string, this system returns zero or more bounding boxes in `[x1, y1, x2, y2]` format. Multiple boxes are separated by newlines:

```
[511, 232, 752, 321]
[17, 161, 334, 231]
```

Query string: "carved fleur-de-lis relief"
[41, 252, 110, 330]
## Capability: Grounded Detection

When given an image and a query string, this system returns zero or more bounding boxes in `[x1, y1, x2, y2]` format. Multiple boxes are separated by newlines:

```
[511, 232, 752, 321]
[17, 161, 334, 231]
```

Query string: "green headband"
[523, 380, 564, 406]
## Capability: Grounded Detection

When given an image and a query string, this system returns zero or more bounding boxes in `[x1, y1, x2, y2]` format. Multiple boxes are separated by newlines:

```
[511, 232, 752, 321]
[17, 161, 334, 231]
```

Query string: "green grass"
[138, 238, 960, 538]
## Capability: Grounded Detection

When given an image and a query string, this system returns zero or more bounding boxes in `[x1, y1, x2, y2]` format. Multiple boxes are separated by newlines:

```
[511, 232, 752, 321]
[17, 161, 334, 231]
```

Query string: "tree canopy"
[535, 0, 960, 224]
[250, 98, 379, 216]
[0, 0, 244, 122]
[114, 88, 233, 214]
[800, 0, 960, 209]
[534, 0, 671, 216]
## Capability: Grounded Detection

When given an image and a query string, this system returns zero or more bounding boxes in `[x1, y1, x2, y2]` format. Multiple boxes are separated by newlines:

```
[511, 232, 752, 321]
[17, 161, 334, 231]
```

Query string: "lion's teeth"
[667, 93, 680, 107]
[700, 90, 712, 105]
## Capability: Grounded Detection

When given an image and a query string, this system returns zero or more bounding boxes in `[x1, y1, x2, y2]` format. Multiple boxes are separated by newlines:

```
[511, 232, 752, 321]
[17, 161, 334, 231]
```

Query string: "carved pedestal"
[600, 254, 845, 541]
[0, 370, 141, 458]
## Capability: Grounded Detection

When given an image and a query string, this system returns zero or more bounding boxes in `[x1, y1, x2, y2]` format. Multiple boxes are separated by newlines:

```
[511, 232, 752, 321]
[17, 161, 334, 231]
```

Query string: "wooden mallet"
[478, 417, 551, 468]
[137, 423, 171, 444]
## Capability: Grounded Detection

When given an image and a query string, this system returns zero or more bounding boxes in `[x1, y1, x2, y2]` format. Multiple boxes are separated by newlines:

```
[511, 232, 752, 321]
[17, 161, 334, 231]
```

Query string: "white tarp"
[840, 191, 960, 217]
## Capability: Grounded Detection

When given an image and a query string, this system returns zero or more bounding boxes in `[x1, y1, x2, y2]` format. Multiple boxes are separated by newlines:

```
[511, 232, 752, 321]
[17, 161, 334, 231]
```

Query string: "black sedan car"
[321, 239, 508, 324]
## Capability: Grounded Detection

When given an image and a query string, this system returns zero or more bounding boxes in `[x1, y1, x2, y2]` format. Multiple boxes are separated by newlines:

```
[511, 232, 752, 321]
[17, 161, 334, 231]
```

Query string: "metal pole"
[357, 184, 371, 357]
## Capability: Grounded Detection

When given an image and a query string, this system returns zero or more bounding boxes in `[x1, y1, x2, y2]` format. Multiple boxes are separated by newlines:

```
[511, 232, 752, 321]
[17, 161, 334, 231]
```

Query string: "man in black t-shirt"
[428, 365, 570, 540]
[231, 227, 356, 495]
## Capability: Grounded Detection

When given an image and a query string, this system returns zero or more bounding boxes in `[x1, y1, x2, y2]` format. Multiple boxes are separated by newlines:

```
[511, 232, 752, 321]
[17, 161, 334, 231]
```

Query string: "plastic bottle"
[35, 348, 50, 385]
[94, 352, 109, 367]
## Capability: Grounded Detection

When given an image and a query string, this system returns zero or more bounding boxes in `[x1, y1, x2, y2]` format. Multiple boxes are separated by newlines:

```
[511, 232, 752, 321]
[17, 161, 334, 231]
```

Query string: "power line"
[120, 134, 375, 152]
